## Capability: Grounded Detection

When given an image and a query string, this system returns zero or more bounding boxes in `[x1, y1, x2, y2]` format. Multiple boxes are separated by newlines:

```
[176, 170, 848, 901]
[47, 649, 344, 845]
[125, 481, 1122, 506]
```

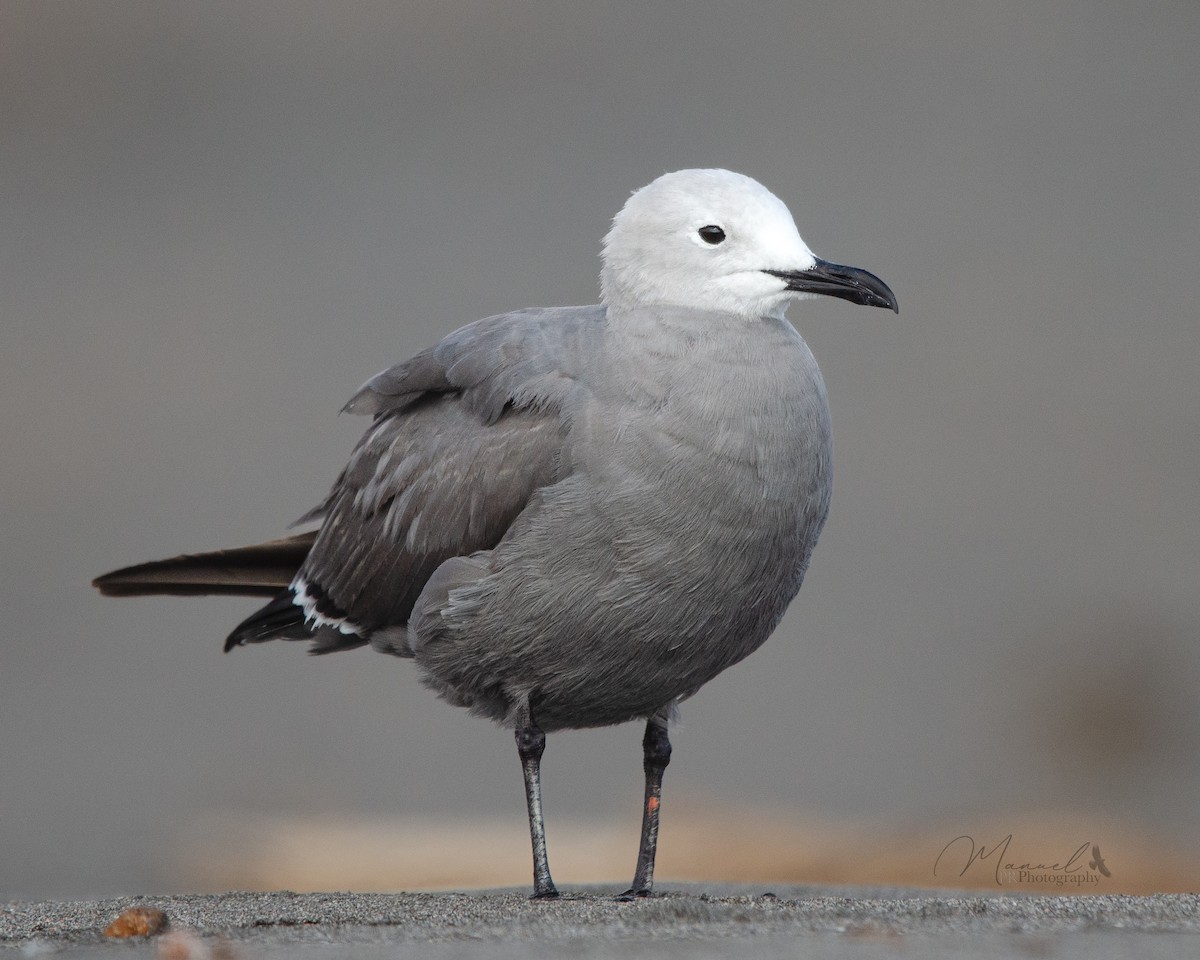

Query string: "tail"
[91, 531, 317, 598]
[93, 530, 367, 655]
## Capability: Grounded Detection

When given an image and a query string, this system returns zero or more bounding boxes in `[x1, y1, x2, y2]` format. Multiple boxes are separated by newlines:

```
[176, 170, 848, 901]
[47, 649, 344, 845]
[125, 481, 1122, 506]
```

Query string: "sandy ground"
[167, 809, 1198, 895]
[4, 886, 1200, 959]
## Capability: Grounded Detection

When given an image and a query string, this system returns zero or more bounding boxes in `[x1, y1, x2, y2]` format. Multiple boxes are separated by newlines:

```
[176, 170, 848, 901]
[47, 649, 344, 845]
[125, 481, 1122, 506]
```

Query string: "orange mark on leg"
[647, 796, 660, 815]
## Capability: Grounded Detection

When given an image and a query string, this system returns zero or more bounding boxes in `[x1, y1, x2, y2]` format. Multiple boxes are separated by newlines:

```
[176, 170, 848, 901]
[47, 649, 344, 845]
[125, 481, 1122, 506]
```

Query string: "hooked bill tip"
[765, 260, 897, 313]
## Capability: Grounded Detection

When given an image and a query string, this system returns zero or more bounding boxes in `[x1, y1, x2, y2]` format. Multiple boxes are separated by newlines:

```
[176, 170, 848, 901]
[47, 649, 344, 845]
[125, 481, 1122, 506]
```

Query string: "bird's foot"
[530, 884, 561, 901]
[615, 887, 652, 902]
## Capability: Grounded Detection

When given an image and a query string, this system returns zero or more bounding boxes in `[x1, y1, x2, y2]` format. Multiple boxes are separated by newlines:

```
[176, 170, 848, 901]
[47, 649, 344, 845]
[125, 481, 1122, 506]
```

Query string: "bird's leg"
[619, 716, 672, 899]
[515, 709, 559, 900]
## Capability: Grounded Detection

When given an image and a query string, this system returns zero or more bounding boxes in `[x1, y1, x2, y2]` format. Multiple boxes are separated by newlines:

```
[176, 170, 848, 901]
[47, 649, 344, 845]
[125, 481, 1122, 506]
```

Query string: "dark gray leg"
[619, 716, 672, 899]
[515, 710, 559, 900]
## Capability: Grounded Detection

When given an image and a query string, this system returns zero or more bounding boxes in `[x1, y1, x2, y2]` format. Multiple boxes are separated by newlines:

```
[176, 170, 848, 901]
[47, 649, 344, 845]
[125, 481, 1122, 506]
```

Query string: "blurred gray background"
[3, 0, 1199, 901]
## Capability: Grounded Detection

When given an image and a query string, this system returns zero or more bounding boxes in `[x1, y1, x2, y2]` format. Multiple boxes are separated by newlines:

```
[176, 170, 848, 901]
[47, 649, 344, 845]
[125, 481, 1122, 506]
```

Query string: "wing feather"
[297, 305, 604, 637]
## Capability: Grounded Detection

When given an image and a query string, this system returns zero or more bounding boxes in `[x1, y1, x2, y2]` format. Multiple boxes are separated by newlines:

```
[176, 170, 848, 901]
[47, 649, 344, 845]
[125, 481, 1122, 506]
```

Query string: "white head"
[600, 169, 897, 319]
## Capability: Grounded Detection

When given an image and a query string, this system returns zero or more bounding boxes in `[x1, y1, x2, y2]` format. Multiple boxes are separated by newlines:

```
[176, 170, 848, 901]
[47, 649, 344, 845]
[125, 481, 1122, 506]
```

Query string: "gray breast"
[410, 307, 832, 731]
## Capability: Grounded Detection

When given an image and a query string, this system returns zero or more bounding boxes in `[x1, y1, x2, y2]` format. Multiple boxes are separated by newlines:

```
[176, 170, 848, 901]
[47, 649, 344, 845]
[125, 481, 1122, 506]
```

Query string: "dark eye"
[698, 225, 726, 245]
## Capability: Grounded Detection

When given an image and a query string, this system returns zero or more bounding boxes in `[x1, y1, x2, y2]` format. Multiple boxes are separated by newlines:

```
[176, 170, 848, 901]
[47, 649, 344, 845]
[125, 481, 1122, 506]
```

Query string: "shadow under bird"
[94, 168, 897, 899]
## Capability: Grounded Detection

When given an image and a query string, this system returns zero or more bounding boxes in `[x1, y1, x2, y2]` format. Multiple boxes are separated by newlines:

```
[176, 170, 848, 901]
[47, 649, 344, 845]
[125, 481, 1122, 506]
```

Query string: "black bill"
[764, 259, 898, 313]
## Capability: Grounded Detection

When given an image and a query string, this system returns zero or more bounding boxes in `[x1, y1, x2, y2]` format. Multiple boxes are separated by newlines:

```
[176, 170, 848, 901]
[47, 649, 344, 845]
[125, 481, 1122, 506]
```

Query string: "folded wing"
[228, 305, 604, 654]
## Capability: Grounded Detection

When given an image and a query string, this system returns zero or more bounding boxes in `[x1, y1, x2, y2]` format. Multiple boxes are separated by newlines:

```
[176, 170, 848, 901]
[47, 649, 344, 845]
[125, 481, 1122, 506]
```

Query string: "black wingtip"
[92, 568, 151, 597]
[92, 572, 120, 597]
[223, 590, 309, 650]
[92, 533, 317, 599]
